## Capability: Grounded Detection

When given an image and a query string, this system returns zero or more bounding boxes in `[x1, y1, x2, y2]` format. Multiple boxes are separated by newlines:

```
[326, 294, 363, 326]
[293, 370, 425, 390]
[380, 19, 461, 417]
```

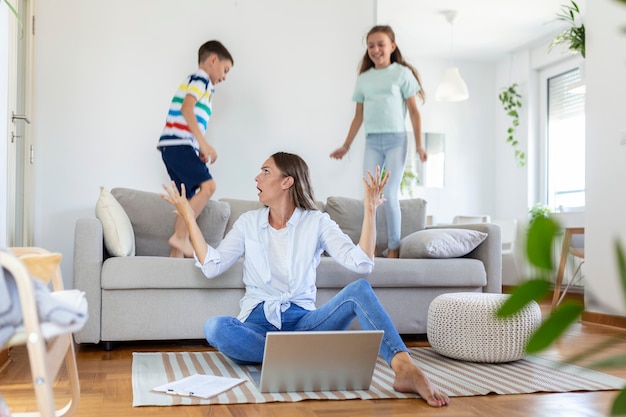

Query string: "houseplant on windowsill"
[529, 203, 551, 224]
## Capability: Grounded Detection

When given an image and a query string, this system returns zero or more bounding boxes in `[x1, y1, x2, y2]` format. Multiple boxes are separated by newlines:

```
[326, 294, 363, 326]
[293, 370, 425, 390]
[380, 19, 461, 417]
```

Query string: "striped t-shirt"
[157, 68, 214, 152]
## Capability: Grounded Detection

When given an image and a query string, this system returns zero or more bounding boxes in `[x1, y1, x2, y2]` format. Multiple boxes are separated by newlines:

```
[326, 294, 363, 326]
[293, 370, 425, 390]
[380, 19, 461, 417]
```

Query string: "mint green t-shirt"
[352, 62, 420, 134]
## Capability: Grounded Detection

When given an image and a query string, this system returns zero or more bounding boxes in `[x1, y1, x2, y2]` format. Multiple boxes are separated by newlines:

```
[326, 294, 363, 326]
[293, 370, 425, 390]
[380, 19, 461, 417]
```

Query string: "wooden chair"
[492, 218, 519, 284]
[1, 247, 86, 417]
[452, 214, 491, 224]
[551, 207, 585, 311]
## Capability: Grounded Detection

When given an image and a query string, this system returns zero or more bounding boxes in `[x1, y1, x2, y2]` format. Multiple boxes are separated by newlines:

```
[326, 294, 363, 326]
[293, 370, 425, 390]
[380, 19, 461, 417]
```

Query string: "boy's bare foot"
[387, 248, 399, 258]
[391, 352, 450, 407]
[168, 235, 194, 258]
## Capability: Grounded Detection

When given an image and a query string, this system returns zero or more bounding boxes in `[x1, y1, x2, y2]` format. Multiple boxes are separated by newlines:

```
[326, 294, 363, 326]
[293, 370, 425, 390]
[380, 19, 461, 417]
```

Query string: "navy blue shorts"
[161, 146, 213, 198]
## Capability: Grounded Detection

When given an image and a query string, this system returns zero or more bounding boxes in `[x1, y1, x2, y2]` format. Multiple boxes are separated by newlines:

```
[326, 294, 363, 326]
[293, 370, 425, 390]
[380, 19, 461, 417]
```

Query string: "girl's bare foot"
[391, 352, 450, 407]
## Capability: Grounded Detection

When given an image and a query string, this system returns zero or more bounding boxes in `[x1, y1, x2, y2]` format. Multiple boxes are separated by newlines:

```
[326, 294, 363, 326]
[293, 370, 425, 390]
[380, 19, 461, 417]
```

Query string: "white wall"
[31, 0, 498, 285]
[583, 0, 626, 315]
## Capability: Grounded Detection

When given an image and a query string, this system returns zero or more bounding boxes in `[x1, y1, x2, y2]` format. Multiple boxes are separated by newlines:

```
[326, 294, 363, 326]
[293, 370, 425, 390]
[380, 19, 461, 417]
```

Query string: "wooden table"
[550, 212, 585, 312]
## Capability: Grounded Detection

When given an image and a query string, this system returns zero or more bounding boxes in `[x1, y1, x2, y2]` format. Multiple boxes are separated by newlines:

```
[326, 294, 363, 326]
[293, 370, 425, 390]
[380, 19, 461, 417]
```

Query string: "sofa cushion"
[101, 257, 246, 289]
[221, 198, 327, 235]
[95, 186, 135, 256]
[220, 199, 265, 235]
[399, 229, 488, 259]
[325, 197, 427, 253]
[316, 257, 487, 288]
[111, 188, 230, 257]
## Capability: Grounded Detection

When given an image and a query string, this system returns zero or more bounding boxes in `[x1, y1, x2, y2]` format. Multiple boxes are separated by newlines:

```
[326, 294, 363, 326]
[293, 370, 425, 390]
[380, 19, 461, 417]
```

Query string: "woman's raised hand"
[161, 182, 195, 221]
[363, 165, 389, 210]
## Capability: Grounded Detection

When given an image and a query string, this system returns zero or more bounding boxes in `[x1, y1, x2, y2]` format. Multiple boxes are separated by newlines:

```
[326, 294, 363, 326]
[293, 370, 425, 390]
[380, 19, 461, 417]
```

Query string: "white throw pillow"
[95, 186, 135, 256]
[399, 229, 487, 259]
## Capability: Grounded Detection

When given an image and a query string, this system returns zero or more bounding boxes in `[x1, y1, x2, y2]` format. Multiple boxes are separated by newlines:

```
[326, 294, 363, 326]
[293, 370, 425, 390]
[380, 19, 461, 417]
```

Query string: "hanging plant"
[498, 83, 525, 167]
[549, 0, 585, 58]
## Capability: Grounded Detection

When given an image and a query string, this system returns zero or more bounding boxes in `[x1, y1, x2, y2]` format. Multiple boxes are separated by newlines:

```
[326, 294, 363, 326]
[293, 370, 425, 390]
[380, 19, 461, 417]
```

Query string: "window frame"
[538, 57, 585, 210]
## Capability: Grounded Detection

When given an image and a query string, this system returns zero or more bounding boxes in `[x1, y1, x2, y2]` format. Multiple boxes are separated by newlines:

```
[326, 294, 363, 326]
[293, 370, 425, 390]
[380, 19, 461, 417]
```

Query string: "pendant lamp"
[435, 10, 469, 102]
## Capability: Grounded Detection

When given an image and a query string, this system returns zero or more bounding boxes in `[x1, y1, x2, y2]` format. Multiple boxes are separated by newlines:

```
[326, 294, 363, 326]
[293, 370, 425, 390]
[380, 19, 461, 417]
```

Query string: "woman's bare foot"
[168, 235, 194, 258]
[391, 352, 450, 407]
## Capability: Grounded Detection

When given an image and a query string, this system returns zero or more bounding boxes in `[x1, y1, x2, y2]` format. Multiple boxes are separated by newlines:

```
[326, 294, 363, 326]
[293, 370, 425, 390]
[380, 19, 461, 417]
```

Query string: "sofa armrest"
[72, 217, 104, 344]
[426, 223, 502, 294]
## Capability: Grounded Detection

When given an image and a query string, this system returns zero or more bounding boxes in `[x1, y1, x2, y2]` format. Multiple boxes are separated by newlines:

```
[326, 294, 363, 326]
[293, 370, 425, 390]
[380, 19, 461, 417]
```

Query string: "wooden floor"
[2, 302, 626, 417]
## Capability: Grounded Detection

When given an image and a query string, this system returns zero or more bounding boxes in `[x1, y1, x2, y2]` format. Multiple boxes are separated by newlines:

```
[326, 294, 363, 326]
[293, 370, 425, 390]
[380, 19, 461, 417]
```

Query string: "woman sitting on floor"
[161, 151, 449, 407]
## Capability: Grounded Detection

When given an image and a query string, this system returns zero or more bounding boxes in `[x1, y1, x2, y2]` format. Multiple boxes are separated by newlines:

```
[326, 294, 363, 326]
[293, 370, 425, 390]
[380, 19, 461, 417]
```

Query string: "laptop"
[248, 330, 383, 393]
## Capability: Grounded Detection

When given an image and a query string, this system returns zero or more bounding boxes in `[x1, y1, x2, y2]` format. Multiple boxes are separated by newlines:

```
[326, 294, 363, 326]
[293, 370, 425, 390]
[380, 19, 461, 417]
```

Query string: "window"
[540, 62, 585, 210]
[401, 132, 445, 199]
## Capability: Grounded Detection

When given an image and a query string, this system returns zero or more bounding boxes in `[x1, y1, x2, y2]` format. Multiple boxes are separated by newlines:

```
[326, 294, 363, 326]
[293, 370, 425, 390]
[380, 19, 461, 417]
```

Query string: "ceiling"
[377, 0, 586, 61]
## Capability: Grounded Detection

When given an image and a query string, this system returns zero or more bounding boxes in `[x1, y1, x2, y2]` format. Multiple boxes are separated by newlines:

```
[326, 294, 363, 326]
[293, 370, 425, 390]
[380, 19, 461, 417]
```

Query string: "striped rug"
[132, 348, 626, 406]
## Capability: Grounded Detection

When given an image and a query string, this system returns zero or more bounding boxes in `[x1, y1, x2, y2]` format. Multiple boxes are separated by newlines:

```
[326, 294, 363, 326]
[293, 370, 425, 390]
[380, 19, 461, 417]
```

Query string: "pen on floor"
[166, 390, 193, 397]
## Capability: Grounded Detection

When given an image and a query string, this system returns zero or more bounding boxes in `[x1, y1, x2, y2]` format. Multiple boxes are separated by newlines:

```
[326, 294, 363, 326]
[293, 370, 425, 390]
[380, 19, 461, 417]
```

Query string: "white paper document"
[152, 373, 246, 399]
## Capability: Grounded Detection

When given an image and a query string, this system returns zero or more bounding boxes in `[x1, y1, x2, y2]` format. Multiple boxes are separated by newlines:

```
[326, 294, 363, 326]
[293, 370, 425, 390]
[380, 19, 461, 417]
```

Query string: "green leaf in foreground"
[589, 353, 626, 369]
[526, 301, 584, 353]
[2, 0, 23, 32]
[611, 388, 626, 416]
[526, 217, 558, 271]
[497, 279, 551, 317]
[617, 240, 626, 304]
[566, 334, 626, 365]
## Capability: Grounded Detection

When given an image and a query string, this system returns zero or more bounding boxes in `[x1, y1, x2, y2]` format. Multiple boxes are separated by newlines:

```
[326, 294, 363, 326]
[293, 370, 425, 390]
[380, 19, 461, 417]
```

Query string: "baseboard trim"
[582, 311, 626, 329]
[0, 347, 9, 372]
[502, 285, 626, 329]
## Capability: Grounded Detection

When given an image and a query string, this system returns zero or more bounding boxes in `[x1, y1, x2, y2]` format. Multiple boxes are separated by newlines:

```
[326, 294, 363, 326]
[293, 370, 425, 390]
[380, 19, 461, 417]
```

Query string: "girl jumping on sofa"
[330, 25, 427, 259]
[160, 151, 449, 407]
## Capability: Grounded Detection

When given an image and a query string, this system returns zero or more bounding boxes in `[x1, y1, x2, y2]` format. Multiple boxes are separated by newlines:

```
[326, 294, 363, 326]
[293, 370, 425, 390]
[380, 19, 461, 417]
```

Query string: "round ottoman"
[427, 292, 542, 363]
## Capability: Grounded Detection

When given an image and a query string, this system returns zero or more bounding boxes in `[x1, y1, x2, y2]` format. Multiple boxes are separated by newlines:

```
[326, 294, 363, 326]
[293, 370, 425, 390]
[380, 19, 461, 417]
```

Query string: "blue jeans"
[363, 133, 408, 250]
[204, 279, 409, 365]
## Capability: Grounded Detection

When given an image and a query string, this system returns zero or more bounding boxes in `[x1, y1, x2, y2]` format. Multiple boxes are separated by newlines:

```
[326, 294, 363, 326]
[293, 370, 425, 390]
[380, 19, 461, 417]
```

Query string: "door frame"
[5, 0, 36, 247]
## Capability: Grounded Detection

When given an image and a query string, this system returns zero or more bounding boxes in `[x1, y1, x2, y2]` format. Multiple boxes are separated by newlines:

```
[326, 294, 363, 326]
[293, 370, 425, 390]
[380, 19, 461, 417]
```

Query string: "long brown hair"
[271, 152, 318, 211]
[358, 25, 425, 104]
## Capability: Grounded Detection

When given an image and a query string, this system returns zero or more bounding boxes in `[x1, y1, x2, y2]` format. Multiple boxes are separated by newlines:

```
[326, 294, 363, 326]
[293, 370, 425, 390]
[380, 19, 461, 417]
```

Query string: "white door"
[5, 0, 35, 247]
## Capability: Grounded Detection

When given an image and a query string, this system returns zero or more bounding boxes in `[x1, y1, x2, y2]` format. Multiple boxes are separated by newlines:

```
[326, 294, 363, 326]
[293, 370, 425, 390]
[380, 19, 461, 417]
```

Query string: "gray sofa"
[73, 188, 501, 349]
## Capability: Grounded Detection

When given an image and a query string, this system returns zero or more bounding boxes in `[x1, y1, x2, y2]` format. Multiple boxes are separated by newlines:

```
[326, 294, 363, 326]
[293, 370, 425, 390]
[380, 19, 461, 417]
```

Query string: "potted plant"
[550, 0, 585, 58]
[528, 203, 551, 224]
[400, 169, 419, 198]
[498, 83, 526, 167]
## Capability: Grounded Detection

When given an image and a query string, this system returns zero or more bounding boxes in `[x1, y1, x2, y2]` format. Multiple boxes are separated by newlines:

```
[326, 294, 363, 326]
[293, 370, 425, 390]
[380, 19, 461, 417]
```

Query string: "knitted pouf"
[427, 292, 542, 363]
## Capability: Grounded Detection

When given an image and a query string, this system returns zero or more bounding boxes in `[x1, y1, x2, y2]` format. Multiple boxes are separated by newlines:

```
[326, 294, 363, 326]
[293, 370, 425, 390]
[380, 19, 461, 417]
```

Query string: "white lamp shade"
[435, 67, 469, 102]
